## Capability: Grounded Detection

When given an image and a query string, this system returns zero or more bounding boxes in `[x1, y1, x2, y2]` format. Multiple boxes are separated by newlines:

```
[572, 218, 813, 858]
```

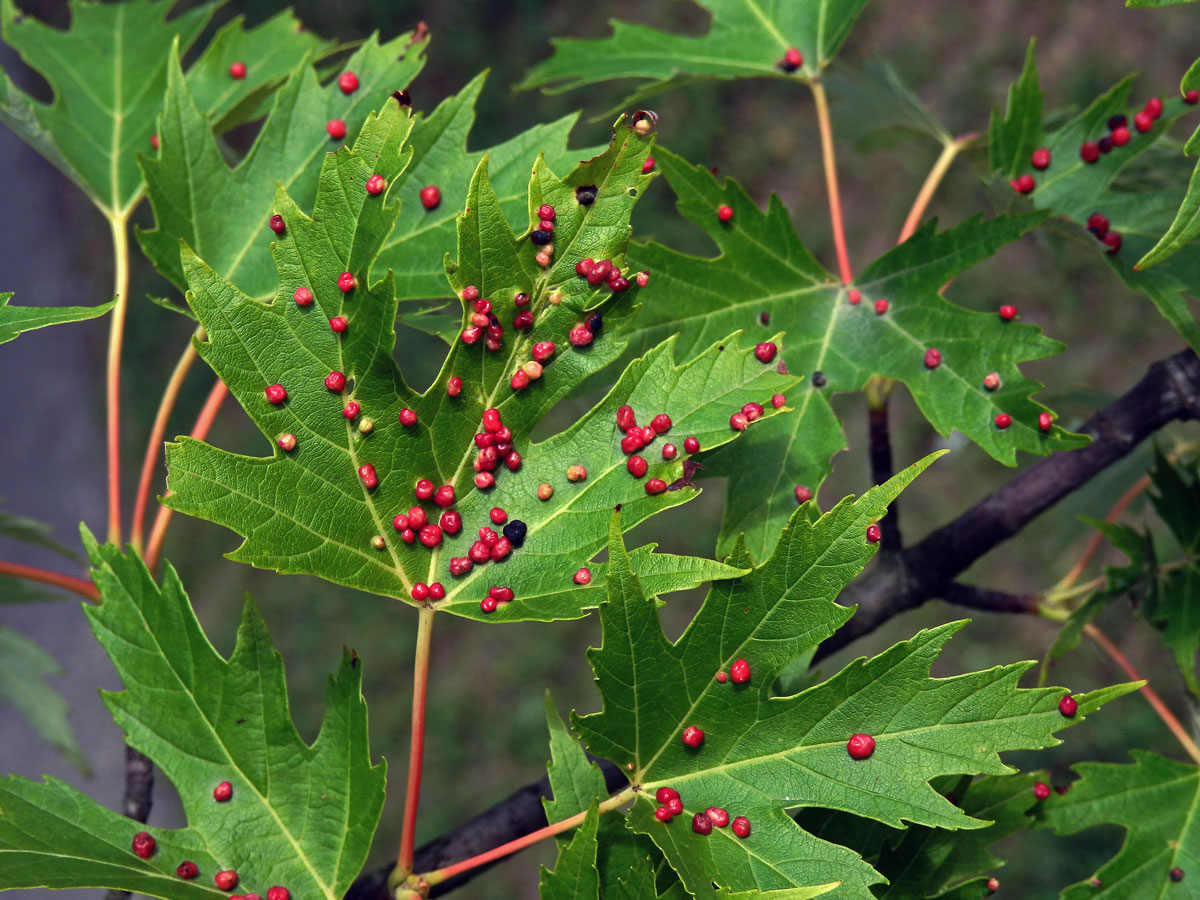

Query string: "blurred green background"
[1, 1, 1199, 897]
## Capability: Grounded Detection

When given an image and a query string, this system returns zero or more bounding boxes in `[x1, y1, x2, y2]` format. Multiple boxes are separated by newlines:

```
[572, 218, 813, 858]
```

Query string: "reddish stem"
[130, 341, 200, 553]
[418, 787, 637, 888]
[809, 80, 853, 283]
[1058, 474, 1152, 590]
[1083, 623, 1200, 765]
[0, 560, 98, 602]
[144, 379, 229, 572]
[395, 606, 436, 880]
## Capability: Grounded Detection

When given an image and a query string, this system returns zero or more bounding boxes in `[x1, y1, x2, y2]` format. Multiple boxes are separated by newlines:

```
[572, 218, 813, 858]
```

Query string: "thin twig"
[0, 560, 99, 601]
[897, 134, 976, 244]
[105, 215, 131, 544]
[130, 338, 200, 553]
[809, 80, 853, 284]
[144, 379, 229, 573]
[1084, 623, 1200, 765]
[1056, 473, 1151, 592]
[393, 606, 437, 885]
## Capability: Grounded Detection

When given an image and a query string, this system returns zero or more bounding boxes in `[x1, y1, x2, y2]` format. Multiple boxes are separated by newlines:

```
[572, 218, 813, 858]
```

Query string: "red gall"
[999, 305, 1017, 321]
[411, 583, 429, 601]
[1031, 147, 1051, 169]
[645, 478, 667, 495]
[627, 455, 648, 478]
[268, 214, 285, 235]
[538, 203, 556, 221]
[461, 285, 480, 303]
[510, 369, 530, 390]
[480, 596, 498, 613]
[983, 372, 1001, 391]
[1170, 868, 1184, 883]
[358, 464, 378, 489]
[489, 586, 514, 603]
[324, 371, 346, 392]
[434, 484, 455, 507]
[771, 393, 786, 408]
[428, 583, 446, 600]
[1186, 90, 1199, 105]
[924, 348, 942, 369]
[293, 286, 313, 306]
[1011, 174, 1035, 194]
[214, 780, 233, 801]
[846, 733, 876, 759]
[131, 831, 156, 859]
[651, 413, 672, 434]
[716, 204, 734, 222]
[848, 288, 862, 305]
[705, 807, 729, 827]
[681, 725, 704, 747]
[342, 401, 360, 419]
[490, 537, 512, 561]
[1111, 125, 1130, 146]
[1039, 412, 1053, 431]
[419, 185, 440, 209]
[446, 376, 462, 396]
[264, 384, 287, 405]
[215, 871, 239, 891]
[399, 408, 418, 426]
[662, 443, 677, 460]
[642, 157, 655, 174]
[655, 787, 679, 803]
[755, 342, 777, 363]
[1033, 781, 1051, 800]
[150, 134, 159, 149]
[338, 71, 359, 94]
[987, 878, 999, 892]
[330, 316, 348, 333]
[866, 524, 882, 543]
[327, 119, 346, 140]
[1059, 695, 1077, 717]
[1133, 110, 1153, 133]
[730, 412, 749, 431]
[794, 485, 811, 503]
[691, 813, 713, 835]
[229, 61, 246, 79]
[573, 568, 592, 585]
[407, 507, 428, 529]
[439, 510, 462, 535]
[874, 298, 889, 315]
[731, 816, 751, 838]
[566, 464, 587, 482]
[489, 507, 507, 525]
[419, 525, 443, 548]
[742, 402, 764, 421]
[683, 436, 700, 453]
[366, 174, 386, 195]
[636, 270, 650, 288]
[337, 271, 356, 292]
[415, 479, 434, 500]
[995, 413, 1012, 429]
[537, 483, 554, 501]
[730, 658, 750, 683]
[569, 324, 594, 346]
[1087, 212, 1109, 237]
[716, 671, 727, 683]
[783, 47, 803, 69]
[666, 797, 683, 815]
[654, 806, 673, 822]
[1103, 232, 1122, 255]
[617, 404, 637, 432]
[536, 251, 551, 267]
[267, 888, 290, 900]
[475, 472, 495, 489]
[177, 862, 199, 879]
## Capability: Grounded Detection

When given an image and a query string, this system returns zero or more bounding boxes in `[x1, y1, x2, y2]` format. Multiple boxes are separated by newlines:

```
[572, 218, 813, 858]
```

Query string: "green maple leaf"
[518, 0, 872, 113]
[988, 40, 1044, 180]
[541, 804, 603, 900]
[137, 30, 428, 299]
[1140, 452, 1200, 695]
[623, 148, 1084, 559]
[0, 0, 320, 219]
[0, 291, 114, 347]
[164, 100, 784, 620]
[570, 456, 1136, 899]
[0, 530, 384, 898]
[987, 47, 1200, 353]
[1040, 751, 1199, 899]
[797, 773, 1040, 898]
[380, 71, 602, 302]
[0, 626, 88, 775]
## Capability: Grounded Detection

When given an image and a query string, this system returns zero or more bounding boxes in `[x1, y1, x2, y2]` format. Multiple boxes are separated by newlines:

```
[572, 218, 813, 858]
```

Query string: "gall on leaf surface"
[0, 0, 322, 218]
[622, 148, 1085, 560]
[517, 0, 872, 114]
[381, 70, 603, 303]
[1040, 751, 1199, 900]
[164, 101, 786, 620]
[138, 30, 428, 300]
[987, 46, 1200, 354]
[0, 530, 384, 900]
[0, 291, 114, 347]
[567, 456, 1137, 899]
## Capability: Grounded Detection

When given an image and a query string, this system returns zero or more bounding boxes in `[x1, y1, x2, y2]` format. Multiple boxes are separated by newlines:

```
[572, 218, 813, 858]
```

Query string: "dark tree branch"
[102, 747, 154, 900]
[868, 402, 902, 552]
[347, 347, 1200, 900]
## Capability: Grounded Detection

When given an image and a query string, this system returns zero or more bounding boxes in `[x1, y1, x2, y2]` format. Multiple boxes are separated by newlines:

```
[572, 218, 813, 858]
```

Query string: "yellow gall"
[566, 465, 587, 483]
[370, 535, 386, 550]
[537, 483, 554, 501]
[523, 360, 543, 380]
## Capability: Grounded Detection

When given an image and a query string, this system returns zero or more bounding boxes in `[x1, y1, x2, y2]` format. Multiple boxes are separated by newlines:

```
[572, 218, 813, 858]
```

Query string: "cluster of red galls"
[615, 404, 695, 495]
[459, 284, 511, 352]
[393, 482, 455, 550]
[651, 785, 752, 839]
[129, 781, 290, 899]
[569, 258, 650, 349]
